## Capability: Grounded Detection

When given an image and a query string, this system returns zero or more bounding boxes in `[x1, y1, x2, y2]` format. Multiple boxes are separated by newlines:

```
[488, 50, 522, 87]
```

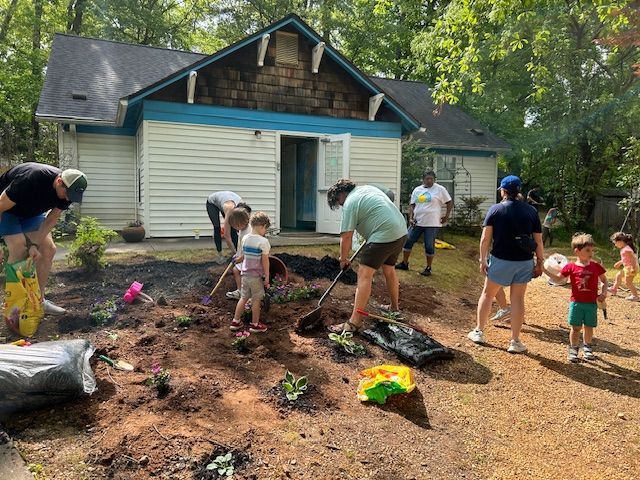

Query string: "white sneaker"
[467, 329, 485, 344]
[225, 289, 240, 300]
[43, 299, 66, 315]
[507, 339, 528, 354]
[490, 307, 511, 322]
[625, 295, 639, 302]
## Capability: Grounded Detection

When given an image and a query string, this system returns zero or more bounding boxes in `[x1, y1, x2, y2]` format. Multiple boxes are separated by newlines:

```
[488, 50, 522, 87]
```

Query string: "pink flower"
[151, 362, 162, 375]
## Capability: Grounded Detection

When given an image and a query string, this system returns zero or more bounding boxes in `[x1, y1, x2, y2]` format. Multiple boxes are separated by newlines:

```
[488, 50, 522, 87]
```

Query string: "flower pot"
[121, 226, 145, 243]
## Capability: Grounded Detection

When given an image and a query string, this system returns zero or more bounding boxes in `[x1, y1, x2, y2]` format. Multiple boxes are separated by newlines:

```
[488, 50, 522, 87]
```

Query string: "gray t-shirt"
[207, 191, 242, 210]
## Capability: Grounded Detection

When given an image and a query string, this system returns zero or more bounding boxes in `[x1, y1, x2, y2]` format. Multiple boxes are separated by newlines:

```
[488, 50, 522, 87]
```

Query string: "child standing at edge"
[608, 232, 639, 301]
[230, 212, 271, 333]
[544, 233, 608, 362]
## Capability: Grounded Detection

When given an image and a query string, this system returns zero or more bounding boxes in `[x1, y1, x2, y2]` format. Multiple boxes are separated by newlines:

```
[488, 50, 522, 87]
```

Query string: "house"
[37, 14, 507, 238]
[37, 14, 420, 237]
[371, 78, 510, 214]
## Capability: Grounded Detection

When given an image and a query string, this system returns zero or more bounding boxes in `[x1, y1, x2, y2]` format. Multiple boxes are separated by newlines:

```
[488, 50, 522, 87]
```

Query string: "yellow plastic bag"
[3, 259, 44, 338]
[357, 364, 415, 404]
[435, 238, 455, 250]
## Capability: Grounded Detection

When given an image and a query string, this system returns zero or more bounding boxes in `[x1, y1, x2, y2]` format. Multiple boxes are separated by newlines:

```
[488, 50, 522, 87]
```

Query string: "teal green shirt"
[341, 185, 407, 243]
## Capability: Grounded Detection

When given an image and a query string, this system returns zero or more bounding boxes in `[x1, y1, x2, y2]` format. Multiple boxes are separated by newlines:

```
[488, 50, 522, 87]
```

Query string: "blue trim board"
[124, 15, 420, 133]
[143, 100, 403, 138]
[73, 125, 135, 135]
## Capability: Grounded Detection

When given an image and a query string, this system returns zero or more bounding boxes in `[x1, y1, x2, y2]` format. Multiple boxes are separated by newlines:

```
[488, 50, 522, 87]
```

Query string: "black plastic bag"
[362, 322, 454, 367]
[0, 339, 96, 415]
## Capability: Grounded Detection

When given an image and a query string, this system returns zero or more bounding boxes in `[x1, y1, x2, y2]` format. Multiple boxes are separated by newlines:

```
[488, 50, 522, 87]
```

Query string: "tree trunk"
[30, 0, 43, 158]
[0, 0, 19, 44]
[67, 0, 87, 35]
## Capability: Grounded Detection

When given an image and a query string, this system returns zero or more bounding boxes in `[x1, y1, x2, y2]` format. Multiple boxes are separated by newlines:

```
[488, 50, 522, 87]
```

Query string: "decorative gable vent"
[276, 31, 299, 66]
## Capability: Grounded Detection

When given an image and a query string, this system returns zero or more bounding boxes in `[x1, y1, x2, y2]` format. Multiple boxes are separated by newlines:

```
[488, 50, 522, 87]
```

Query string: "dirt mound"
[273, 253, 357, 284]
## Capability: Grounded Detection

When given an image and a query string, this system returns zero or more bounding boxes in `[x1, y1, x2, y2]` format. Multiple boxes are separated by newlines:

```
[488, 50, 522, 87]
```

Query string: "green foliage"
[451, 196, 488, 230]
[328, 331, 366, 356]
[175, 315, 192, 327]
[89, 298, 118, 326]
[206, 452, 234, 476]
[282, 370, 308, 401]
[380, 309, 402, 321]
[268, 277, 321, 304]
[615, 137, 640, 238]
[67, 217, 117, 271]
[401, 140, 435, 212]
[231, 334, 249, 353]
[52, 209, 80, 240]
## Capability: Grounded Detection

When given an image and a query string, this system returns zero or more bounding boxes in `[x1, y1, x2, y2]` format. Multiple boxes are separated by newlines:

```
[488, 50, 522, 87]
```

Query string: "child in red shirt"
[544, 233, 608, 362]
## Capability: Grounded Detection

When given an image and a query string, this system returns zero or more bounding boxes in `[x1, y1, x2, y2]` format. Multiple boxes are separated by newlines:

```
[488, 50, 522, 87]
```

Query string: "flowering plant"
[268, 276, 321, 304]
[147, 362, 171, 394]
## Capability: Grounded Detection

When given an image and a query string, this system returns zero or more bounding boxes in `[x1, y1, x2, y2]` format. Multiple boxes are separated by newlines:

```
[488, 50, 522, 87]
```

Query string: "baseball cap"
[61, 169, 88, 203]
[498, 175, 522, 192]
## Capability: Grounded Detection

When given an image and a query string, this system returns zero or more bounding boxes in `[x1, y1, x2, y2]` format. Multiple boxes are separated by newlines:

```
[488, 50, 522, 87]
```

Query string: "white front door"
[316, 134, 350, 234]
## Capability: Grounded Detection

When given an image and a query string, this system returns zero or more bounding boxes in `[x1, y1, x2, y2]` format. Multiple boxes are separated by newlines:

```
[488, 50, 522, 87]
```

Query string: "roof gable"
[371, 77, 511, 152]
[124, 14, 419, 132]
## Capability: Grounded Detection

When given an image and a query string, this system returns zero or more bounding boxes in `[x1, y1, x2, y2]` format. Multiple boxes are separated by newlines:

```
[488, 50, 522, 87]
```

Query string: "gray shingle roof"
[37, 34, 205, 123]
[370, 77, 510, 152]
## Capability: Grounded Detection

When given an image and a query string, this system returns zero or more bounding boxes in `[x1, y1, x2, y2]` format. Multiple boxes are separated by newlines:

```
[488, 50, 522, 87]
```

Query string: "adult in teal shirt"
[326, 180, 408, 333]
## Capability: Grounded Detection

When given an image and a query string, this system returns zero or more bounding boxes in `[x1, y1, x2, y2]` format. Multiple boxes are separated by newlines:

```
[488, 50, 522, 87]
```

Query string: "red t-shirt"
[560, 261, 606, 303]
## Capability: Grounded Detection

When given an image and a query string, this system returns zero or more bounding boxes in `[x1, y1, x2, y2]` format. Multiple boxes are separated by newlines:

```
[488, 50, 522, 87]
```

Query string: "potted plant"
[121, 220, 145, 242]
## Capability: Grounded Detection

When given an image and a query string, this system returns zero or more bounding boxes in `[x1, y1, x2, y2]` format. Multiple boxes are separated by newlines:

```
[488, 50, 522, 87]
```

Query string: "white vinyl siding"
[136, 124, 147, 227]
[146, 121, 277, 237]
[76, 133, 136, 229]
[349, 136, 401, 204]
[458, 155, 497, 215]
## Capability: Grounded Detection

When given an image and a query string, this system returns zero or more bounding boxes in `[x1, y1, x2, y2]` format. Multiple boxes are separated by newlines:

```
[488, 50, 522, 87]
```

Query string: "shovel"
[296, 242, 367, 333]
[202, 260, 235, 305]
[98, 354, 134, 372]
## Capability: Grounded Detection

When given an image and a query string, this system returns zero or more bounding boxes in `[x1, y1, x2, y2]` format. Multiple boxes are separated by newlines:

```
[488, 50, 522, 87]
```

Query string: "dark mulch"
[273, 253, 357, 284]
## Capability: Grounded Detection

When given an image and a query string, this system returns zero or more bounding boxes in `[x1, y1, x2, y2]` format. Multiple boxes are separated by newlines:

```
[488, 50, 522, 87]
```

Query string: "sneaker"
[507, 339, 527, 354]
[395, 261, 409, 271]
[226, 289, 241, 300]
[583, 344, 596, 361]
[490, 307, 512, 322]
[625, 295, 639, 302]
[420, 267, 432, 277]
[567, 345, 579, 363]
[229, 319, 243, 331]
[467, 329, 485, 344]
[43, 299, 66, 315]
[249, 322, 268, 333]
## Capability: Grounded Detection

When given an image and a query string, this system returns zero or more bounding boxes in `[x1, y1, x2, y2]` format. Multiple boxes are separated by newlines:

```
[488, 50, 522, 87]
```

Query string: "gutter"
[35, 113, 117, 125]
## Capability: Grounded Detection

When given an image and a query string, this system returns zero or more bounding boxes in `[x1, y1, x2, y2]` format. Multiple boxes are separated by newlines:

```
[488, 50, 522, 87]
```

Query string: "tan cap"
[61, 169, 88, 203]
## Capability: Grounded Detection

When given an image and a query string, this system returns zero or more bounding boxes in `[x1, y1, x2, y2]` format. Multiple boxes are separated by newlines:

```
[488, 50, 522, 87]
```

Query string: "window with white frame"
[434, 155, 455, 200]
[324, 141, 343, 187]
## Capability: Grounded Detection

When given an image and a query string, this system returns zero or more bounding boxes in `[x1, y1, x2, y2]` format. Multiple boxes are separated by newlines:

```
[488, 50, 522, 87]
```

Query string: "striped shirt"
[240, 233, 271, 277]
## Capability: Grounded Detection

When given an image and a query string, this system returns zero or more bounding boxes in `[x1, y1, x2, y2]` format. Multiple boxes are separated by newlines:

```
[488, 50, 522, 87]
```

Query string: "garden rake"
[202, 261, 235, 305]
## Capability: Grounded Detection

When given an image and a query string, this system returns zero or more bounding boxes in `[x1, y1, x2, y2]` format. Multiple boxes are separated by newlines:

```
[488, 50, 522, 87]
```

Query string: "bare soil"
[1, 252, 639, 480]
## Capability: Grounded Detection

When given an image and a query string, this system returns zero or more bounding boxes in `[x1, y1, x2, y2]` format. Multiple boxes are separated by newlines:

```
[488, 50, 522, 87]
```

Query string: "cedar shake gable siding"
[149, 27, 398, 122]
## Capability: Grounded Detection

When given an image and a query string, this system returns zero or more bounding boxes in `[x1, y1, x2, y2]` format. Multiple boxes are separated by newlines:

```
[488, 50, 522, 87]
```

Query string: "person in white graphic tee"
[395, 170, 452, 276]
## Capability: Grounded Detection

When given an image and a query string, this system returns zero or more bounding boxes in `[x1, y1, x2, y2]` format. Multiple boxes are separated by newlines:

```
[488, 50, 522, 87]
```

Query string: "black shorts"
[359, 236, 407, 270]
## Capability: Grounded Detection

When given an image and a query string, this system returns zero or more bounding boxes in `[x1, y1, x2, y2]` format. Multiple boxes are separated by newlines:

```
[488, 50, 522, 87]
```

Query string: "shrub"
[67, 217, 117, 271]
[175, 315, 192, 327]
[452, 196, 487, 228]
[52, 209, 80, 240]
[89, 297, 118, 326]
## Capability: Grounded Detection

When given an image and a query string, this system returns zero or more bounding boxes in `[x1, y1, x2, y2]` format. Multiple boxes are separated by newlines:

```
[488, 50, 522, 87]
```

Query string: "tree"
[413, 1, 640, 230]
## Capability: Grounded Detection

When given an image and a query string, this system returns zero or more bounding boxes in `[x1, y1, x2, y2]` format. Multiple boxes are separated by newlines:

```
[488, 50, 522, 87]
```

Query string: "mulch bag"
[362, 322, 454, 367]
[3, 259, 44, 337]
[357, 364, 415, 404]
[0, 339, 96, 415]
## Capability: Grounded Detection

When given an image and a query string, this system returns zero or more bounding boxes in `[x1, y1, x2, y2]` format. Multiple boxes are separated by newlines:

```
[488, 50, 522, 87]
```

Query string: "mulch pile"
[273, 253, 357, 284]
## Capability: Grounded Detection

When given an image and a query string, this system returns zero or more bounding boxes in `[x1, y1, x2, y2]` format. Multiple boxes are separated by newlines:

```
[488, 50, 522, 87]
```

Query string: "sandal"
[328, 321, 359, 334]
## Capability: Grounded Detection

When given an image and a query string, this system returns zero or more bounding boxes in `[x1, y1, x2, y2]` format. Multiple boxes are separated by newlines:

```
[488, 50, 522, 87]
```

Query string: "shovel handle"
[98, 355, 115, 366]
[356, 308, 417, 330]
[317, 242, 367, 306]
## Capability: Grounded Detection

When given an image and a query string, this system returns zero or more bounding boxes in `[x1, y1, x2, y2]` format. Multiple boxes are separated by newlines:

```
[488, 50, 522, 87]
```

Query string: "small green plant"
[206, 452, 234, 476]
[52, 208, 80, 240]
[67, 216, 118, 271]
[89, 298, 118, 326]
[282, 370, 308, 401]
[328, 331, 366, 356]
[232, 331, 250, 352]
[176, 315, 192, 327]
[268, 277, 321, 304]
[380, 309, 402, 321]
[147, 362, 171, 395]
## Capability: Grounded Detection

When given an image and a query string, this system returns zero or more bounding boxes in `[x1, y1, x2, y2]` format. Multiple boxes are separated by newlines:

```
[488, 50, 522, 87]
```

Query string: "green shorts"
[568, 302, 597, 328]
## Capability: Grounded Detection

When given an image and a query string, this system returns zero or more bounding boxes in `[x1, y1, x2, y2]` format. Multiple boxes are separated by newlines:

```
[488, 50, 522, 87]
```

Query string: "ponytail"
[610, 231, 637, 253]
